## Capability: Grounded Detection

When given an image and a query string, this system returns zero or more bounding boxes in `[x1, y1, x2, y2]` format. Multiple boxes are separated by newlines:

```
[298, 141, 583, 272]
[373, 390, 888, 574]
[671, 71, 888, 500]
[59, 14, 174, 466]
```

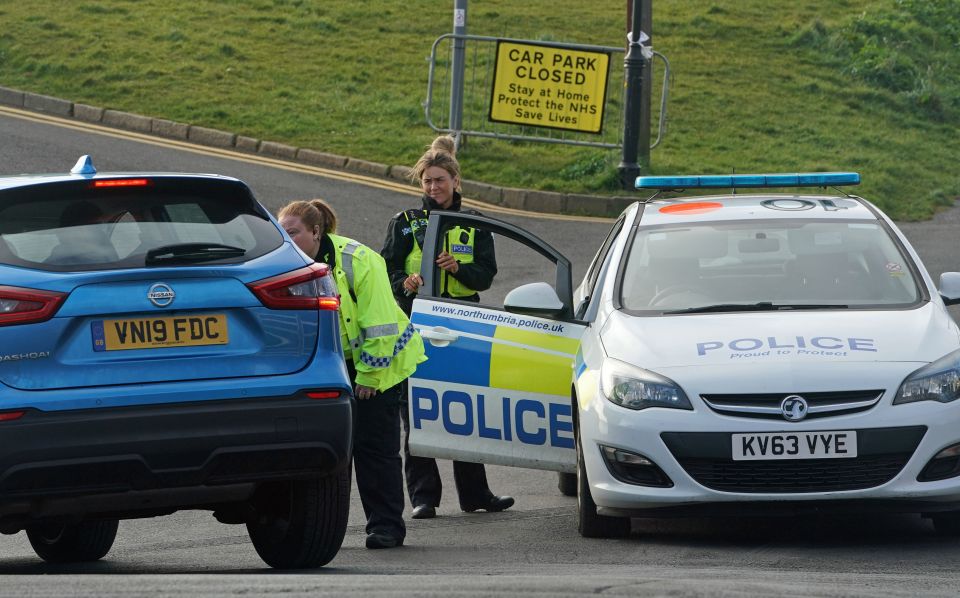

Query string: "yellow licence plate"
[95, 314, 229, 351]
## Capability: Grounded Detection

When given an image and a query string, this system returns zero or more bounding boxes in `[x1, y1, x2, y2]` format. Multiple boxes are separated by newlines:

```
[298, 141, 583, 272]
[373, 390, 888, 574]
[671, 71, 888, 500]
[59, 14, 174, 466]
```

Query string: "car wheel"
[558, 472, 577, 497]
[26, 518, 119, 563]
[246, 467, 350, 569]
[931, 511, 960, 536]
[576, 429, 631, 538]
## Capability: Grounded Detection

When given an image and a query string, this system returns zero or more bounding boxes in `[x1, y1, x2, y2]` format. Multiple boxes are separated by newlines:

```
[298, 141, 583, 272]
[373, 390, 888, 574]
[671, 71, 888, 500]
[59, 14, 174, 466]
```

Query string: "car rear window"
[0, 177, 283, 271]
[619, 219, 922, 312]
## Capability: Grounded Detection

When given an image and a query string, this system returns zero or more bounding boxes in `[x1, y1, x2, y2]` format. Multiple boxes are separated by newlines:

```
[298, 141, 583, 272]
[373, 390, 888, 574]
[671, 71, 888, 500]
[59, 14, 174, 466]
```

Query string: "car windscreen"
[0, 178, 283, 272]
[618, 219, 922, 313]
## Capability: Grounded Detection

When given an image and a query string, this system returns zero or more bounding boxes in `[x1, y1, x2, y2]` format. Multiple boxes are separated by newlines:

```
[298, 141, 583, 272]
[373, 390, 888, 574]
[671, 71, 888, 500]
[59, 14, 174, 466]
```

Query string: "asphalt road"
[1, 107, 960, 597]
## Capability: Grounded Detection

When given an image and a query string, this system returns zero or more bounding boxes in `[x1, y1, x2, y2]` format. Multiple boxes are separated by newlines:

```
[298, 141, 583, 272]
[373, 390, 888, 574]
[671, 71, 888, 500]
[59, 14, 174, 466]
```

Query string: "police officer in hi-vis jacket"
[279, 198, 426, 549]
[381, 136, 514, 520]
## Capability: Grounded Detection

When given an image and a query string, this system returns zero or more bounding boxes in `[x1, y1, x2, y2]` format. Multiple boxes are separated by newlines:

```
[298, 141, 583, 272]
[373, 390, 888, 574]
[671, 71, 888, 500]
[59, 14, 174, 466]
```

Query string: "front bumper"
[597, 498, 960, 518]
[582, 395, 960, 515]
[0, 394, 352, 523]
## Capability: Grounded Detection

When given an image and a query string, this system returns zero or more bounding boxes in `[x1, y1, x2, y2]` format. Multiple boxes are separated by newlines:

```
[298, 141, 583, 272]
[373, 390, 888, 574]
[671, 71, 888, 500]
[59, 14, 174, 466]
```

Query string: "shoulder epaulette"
[401, 208, 428, 222]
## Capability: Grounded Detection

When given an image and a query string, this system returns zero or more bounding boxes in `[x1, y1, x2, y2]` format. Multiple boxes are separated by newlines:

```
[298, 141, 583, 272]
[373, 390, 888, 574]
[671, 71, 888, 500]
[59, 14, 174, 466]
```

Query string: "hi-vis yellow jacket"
[381, 193, 498, 313]
[321, 233, 426, 392]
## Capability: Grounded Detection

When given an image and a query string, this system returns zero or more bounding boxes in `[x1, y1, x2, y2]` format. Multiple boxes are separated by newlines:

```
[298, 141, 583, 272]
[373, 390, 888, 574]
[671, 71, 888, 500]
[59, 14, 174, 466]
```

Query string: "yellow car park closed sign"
[489, 41, 610, 134]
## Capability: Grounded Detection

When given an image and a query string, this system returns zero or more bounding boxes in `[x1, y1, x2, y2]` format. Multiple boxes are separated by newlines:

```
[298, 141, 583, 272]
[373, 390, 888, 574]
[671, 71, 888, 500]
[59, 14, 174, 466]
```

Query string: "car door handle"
[420, 326, 460, 347]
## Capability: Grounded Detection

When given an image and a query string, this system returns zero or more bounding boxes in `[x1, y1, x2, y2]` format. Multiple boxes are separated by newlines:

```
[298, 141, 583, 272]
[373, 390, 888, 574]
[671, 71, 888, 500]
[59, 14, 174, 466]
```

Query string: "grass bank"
[0, 0, 957, 219]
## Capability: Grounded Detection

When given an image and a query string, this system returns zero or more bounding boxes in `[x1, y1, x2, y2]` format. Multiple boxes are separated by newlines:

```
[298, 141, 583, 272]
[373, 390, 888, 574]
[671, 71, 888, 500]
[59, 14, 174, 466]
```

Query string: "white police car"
[405, 172, 960, 537]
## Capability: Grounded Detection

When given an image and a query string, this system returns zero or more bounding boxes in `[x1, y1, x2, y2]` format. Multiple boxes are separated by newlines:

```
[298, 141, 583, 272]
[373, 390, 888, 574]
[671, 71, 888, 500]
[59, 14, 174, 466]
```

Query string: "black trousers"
[347, 361, 406, 539]
[399, 383, 495, 510]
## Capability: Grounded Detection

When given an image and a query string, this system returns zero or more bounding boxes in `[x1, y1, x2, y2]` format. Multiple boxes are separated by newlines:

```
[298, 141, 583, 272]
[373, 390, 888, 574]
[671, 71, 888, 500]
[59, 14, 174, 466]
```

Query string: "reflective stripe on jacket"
[327, 233, 426, 391]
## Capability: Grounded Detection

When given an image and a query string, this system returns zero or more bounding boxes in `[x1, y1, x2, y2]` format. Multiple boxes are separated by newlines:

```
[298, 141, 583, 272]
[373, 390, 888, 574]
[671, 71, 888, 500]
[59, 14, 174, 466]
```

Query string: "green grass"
[1, 0, 958, 219]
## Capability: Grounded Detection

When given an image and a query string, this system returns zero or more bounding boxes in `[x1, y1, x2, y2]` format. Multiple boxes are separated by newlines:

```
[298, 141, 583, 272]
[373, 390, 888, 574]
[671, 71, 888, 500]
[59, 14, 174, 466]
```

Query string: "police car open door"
[408, 212, 583, 473]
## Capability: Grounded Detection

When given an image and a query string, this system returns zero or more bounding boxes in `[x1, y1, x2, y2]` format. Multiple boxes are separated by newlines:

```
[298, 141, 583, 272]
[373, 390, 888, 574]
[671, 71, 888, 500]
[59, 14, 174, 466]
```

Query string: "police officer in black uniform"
[381, 136, 514, 520]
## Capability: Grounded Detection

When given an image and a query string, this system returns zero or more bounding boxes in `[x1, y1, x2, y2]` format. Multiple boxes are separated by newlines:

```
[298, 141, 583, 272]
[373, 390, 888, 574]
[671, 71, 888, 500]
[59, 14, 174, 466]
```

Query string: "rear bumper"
[0, 394, 352, 523]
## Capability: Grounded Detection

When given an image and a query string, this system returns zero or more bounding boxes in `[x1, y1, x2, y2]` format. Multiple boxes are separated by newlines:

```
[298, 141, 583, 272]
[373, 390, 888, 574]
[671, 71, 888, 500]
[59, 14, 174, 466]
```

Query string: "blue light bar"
[635, 172, 860, 190]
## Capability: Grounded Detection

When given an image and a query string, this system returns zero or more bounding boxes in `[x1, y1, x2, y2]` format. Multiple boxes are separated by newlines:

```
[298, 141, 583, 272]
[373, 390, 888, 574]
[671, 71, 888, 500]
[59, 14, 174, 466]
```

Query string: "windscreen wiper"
[145, 243, 247, 265]
[662, 302, 850, 314]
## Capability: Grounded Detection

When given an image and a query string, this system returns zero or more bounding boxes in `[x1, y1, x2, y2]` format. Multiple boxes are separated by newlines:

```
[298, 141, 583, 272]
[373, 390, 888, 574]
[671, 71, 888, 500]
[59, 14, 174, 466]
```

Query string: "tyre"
[558, 472, 577, 497]
[27, 519, 119, 563]
[247, 468, 350, 569]
[576, 430, 630, 538]
[931, 511, 960, 536]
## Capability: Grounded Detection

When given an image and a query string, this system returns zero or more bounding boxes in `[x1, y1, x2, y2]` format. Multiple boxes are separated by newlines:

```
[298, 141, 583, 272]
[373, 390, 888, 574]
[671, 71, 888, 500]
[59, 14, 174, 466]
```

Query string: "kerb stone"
[501, 187, 527, 210]
[102, 110, 152, 133]
[344, 158, 389, 177]
[73, 104, 104, 123]
[236, 136, 260, 153]
[23, 92, 72, 116]
[461, 180, 502, 205]
[0, 86, 25, 107]
[152, 118, 189, 139]
[259, 141, 298, 160]
[189, 126, 236, 148]
[297, 149, 348, 169]
[388, 165, 414, 183]
[523, 190, 565, 213]
[565, 193, 635, 218]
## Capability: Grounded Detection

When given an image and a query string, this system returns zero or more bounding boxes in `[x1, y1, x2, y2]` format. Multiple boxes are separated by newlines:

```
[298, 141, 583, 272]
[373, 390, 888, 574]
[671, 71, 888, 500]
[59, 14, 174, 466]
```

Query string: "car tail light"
[247, 263, 340, 310]
[306, 391, 341, 400]
[0, 411, 25, 422]
[0, 285, 67, 326]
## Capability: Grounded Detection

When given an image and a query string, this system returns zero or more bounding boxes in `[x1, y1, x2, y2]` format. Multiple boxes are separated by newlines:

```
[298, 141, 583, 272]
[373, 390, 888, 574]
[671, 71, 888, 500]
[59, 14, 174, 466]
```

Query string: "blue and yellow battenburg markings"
[411, 313, 578, 396]
[410, 311, 580, 449]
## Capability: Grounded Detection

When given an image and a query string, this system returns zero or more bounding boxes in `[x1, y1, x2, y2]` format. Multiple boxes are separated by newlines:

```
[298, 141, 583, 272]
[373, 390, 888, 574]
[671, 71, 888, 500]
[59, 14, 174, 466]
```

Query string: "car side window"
[576, 216, 624, 318]
[418, 213, 575, 320]
[452, 228, 560, 311]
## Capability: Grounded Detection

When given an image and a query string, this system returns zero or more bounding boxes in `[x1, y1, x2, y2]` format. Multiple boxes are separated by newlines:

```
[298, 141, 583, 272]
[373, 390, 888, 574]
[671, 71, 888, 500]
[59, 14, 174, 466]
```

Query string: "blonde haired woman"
[380, 136, 512, 520]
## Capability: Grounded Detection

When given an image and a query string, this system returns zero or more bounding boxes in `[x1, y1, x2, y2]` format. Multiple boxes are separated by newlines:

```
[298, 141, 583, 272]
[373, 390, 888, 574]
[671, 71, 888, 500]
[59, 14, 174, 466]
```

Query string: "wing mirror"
[504, 282, 565, 317]
[940, 272, 960, 306]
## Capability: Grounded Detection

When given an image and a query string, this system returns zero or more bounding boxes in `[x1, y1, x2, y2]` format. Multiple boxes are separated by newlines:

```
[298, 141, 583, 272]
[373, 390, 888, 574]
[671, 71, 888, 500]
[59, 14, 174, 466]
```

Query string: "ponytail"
[277, 198, 337, 235]
[309, 199, 338, 235]
[429, 135, 456, 156]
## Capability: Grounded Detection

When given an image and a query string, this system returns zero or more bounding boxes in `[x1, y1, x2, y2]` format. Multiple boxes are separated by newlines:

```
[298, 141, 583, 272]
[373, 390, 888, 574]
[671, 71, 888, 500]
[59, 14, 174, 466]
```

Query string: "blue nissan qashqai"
[0, 156, 353, 569]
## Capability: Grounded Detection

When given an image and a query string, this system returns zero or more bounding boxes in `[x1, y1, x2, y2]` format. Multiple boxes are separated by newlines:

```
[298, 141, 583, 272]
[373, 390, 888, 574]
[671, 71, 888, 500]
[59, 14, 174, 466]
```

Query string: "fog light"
[599, 445, 673, 487]
[919, 442, 960, 482]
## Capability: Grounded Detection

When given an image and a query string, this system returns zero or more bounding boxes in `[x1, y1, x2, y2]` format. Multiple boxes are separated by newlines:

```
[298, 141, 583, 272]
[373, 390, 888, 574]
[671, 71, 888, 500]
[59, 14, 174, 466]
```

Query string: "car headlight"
[600, 358, 692, 411]
[894, 349, 960, 405]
